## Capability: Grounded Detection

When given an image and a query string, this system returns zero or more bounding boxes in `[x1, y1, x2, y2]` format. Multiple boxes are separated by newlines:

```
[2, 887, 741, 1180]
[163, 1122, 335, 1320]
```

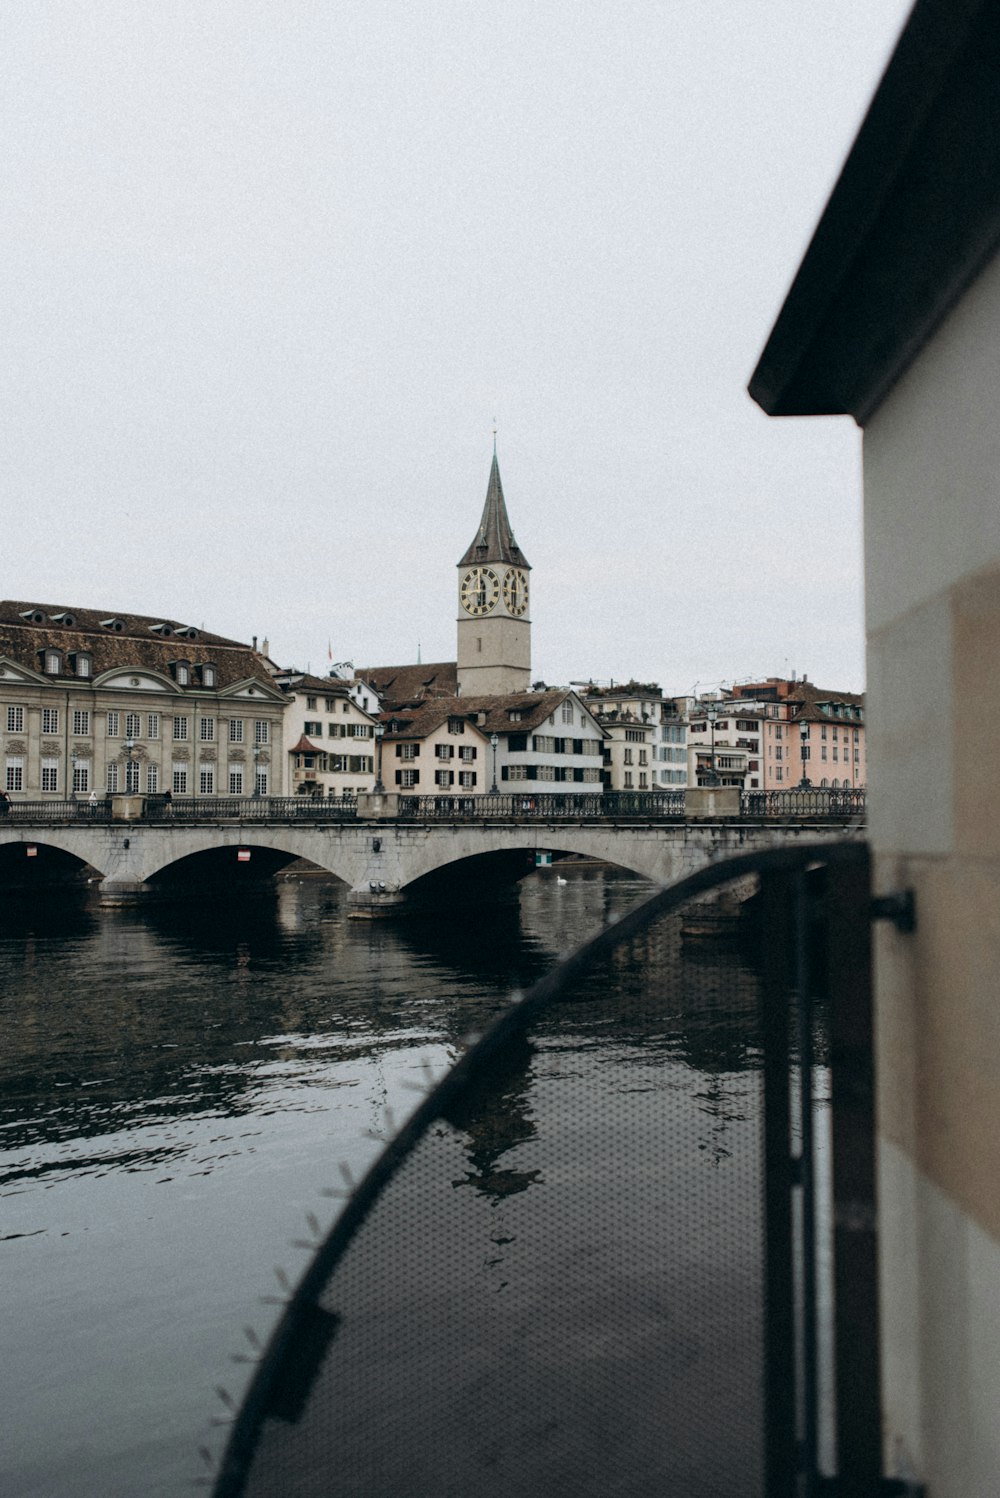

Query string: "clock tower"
[456, 449, 531, 696]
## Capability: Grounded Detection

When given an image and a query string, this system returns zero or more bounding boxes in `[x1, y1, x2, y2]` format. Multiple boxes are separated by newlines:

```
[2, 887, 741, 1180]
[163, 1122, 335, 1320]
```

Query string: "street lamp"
[702, 707, 720, 787]
[124, 735, 137, 794]
[373, 722, 385, 793]
[252, 742, 262, 796]
[490, 732, 499, 793]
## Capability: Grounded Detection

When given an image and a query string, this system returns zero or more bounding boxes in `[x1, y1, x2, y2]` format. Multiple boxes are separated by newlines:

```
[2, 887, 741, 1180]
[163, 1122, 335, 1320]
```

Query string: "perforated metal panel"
[213, 843, 879, 1498]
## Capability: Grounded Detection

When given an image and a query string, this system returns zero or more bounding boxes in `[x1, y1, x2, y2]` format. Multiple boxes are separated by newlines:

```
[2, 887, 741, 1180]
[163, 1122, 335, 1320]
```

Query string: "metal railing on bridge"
[0, 787, 865, 827]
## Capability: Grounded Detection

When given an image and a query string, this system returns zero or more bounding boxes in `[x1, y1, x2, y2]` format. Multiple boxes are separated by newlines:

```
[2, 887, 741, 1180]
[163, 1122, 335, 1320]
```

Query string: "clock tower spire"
[457, 449, 532, 696]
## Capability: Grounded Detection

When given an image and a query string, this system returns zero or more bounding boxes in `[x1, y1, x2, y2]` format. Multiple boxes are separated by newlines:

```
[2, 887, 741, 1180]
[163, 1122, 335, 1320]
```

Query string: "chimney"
[252, 635, 258, 651]
[262, 638, 270, 658]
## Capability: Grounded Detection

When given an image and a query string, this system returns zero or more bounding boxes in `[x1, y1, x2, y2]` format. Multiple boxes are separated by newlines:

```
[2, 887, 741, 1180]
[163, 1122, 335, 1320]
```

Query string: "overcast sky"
[3, 1, 914, 695]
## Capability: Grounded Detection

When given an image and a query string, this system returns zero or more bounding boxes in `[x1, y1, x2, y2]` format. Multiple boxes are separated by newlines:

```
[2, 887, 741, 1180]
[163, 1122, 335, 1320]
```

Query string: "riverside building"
[0, 602, 286, 799]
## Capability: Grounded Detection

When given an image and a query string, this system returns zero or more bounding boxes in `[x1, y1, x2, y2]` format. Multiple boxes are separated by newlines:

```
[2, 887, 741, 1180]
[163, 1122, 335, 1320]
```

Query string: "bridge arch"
[135, 828, 359, 888]
[0, 833, 104, 885]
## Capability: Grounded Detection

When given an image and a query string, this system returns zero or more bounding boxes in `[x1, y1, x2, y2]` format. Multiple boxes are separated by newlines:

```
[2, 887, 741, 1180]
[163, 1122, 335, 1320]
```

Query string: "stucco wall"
[864, 246, 1000, 1494]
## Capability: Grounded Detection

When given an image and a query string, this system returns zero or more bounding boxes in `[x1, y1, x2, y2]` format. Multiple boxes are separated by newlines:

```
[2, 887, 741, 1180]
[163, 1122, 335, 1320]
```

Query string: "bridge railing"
[0, 788, 866, 826]
[739, 788, 866, 820]
[395, 790, 689, 820]
[140, 796, 360, 823]
[0, 799, 114, 824]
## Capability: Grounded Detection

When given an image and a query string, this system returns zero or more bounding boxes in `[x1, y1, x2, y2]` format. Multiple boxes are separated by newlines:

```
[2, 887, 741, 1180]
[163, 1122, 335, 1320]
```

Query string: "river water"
[4, 863, 708, 1498]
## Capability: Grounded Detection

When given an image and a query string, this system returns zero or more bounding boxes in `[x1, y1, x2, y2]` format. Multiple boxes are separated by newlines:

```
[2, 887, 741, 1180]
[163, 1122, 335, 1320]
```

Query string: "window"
[72, 710, 91, 736]
[459, 770, 476, 788]
[638, 773, 648, 789]
[396, 768, 419, 788]
[306, 696, 317, 710]
[460, 745, 476, 761]
[255, 770, 268, 796]
[775, 746, 783, 760]
[638, 750, 648, 766]
[6, 705, 24, 734]
[73, 762, 89, 793]
[229, 768, 244, 795]
[173, 716, 189, 741]
[199, 718, 215, 742]
[508, 733, 528, 753]
[447, 717, 465, 735]
[508, 709, 523, 722]
[396, 743, 418, 760]
[175, 662, 190, 685]
[107, 711, 120, 737]
[561, 702, 574, 723]
[200, 768, 215, 795]
[45, 650, 61, 674]
[147, 714, 160, 739]
[172, 765, 188, 794]
[503, 764, 528, 782]
[254, 720, 269, 745]
[435, 769, 453, 788]
[146, 764, 158, 794]
[325, 698, 335, 712]
[623, 749, 633, 765]
[304, 721, 323, 735]
[125, 760, 140, 794]
[229, 719, 244, 743]
[435, 744, 454, 760]
[75, 654, 92, 678]
[624, 772, 633, 788]
[821, 746, 828, 761]
[107, 762, 119, 793]
[801, 746, 811, 760]
[202, 665, 216, 687]
[776, 767, 784, 782]
[41, 707, 59, 735]
[125, 712, 141, 738]
[5, 756, 24, 792]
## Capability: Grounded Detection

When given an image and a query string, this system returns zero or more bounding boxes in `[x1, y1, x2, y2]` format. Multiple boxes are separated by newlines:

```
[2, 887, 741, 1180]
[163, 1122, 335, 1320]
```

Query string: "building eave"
[748, 0, 1000, 425]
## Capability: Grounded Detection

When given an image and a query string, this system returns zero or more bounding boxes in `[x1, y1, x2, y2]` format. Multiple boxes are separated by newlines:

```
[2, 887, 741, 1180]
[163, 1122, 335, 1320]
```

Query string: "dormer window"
[20, 608, 45, 624]
[175, 626, 199, 640]
[43, 649, 63, 675]
[73, 653, 92, 679]
[100, 618, 125, 633]
[201, 663, 216, 687]
[150, 623, 173, 637]
[50, 612, 76, 627]
[173, 660, 191, 685]
[508, 709, 523, 722]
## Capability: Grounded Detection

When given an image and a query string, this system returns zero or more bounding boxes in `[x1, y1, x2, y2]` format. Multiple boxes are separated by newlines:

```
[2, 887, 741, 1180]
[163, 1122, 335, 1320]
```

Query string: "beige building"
[273, 670, 378, 799]
[583, 683, 662, 791]
[0, 602, 286, 799]
[752, 5, 1000, 1490]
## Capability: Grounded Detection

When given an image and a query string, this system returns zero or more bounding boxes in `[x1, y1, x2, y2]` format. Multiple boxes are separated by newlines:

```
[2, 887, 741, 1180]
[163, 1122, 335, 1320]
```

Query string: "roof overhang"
[749, 0, 1000, 425]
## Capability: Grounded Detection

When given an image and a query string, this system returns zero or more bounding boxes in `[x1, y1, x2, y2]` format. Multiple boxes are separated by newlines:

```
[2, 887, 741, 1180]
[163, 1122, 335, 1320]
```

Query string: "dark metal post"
[489, 732, 498, 793]
[373, 722, 385, 793]
[760, 866, 797, 1498]
[826, 846, 883, 1494]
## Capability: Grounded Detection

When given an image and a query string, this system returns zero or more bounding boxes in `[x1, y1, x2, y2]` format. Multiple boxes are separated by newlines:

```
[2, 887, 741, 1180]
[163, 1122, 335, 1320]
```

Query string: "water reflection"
[0, 863, 769, 1498]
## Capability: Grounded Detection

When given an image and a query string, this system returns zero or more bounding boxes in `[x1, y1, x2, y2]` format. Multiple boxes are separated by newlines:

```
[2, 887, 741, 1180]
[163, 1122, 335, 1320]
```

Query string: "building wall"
[456, 613, 531, 696]
[282, 687, 376, 799]
[864, 246, 1000, 1494]
[0, 678, 285, 798]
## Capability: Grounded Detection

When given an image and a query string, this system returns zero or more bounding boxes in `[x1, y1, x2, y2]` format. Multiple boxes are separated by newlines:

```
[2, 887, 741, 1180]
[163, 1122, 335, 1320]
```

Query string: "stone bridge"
[0, 790, 865, 915]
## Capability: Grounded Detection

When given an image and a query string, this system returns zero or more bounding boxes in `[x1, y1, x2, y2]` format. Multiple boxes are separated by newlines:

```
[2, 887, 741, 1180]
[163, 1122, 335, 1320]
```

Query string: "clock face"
[503, 568, 528, 617]
[460, 567, 500, 616]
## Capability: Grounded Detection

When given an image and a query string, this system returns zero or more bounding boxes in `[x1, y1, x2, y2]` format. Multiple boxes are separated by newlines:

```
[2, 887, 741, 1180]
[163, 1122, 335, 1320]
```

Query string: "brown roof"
[381, 689, 602, 742]
[290, 734, 324, 753]
[458, 452, 530, 569]
[0, 599, 272, 690]
[355, 661, 458, 708]
[273, 670, 353, 696]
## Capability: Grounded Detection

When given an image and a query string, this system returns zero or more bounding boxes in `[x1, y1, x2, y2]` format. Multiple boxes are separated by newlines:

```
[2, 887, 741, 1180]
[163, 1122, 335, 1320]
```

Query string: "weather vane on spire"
[492, 417, 497, 454]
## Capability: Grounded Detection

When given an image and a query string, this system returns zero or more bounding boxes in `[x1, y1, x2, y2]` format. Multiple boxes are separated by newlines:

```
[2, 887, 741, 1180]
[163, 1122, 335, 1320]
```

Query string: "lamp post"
[124, 735, 137, 794]
[252, 742, 261, 797]
[373, 722, 385, 793]
[490, 732, 499, 793]
[702, 707, 720, 787]
[798, 722, 812, 788]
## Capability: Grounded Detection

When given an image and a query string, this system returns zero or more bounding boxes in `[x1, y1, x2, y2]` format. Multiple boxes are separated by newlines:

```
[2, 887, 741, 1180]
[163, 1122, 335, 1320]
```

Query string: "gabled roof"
[381, 689, 604, 742]
[290, 734, 324, 753]
[355, 662, 458, 709]
[458, 452, 530, 569]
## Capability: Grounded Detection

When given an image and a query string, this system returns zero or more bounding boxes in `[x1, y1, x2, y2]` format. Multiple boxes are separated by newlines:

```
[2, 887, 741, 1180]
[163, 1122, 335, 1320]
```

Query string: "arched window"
[820, 777, 829, 788]
[44, 649, 62, 675]
[75, 653, 92, 678]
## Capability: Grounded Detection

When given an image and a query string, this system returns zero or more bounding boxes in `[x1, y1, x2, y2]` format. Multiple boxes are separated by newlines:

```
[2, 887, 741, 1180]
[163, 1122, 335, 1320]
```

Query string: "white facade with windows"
[274, 671, 380, 799]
